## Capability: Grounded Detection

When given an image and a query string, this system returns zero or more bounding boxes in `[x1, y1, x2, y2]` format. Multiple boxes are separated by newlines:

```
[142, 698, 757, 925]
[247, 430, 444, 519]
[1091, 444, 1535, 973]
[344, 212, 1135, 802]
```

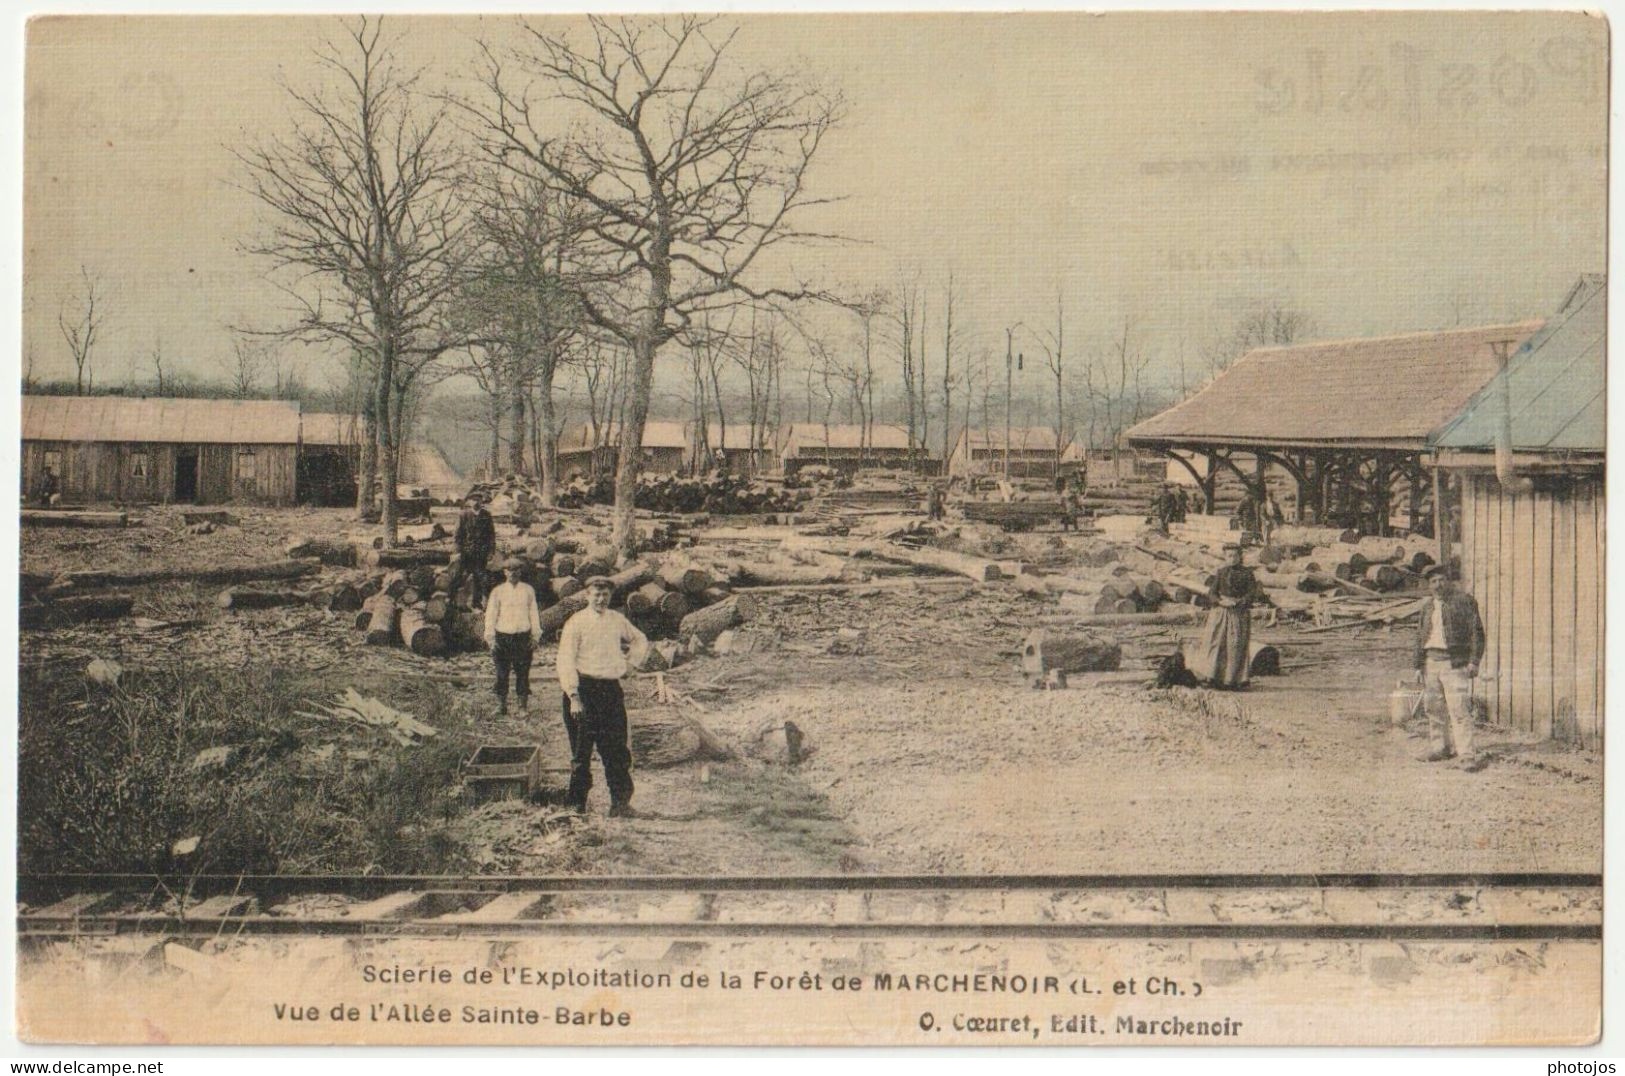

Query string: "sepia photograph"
[11, 9, 1608, 1047]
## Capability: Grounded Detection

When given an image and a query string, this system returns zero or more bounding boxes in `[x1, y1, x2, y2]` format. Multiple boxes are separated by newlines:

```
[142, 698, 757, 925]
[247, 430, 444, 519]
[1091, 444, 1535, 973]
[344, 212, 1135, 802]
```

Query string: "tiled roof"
[1432, 279, 1604, 454]
[22, 395, 302, 445]
[1127, 321, 1545, 447]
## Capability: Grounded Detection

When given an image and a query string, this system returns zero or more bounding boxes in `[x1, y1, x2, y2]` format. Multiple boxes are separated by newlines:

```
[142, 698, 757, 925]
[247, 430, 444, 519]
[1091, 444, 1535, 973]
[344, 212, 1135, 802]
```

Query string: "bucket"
[1389, 680, 1424, 727]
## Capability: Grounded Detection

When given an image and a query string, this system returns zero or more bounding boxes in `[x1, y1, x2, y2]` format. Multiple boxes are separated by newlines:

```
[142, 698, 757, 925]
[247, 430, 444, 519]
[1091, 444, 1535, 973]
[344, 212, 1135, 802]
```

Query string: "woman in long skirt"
[1189, 542, 1264, 689]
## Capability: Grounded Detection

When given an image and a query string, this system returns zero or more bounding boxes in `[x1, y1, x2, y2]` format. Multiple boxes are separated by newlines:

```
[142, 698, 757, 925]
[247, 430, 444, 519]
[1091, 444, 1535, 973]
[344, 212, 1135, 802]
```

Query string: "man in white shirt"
[484, 557, 541, 715]
[1413, 565, 1487, 770]
[557, 575, 650, 817]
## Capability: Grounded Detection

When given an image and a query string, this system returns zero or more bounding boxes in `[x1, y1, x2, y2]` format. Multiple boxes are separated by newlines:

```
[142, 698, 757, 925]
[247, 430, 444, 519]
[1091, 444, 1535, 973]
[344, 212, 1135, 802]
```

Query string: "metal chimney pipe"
[1491, 339, 1533, 494]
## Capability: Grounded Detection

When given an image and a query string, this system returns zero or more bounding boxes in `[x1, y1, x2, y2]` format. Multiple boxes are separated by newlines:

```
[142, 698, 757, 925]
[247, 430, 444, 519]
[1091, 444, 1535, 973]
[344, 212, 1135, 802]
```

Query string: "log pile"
[341, 543, 759, 661]
[467, 470, 811, 518]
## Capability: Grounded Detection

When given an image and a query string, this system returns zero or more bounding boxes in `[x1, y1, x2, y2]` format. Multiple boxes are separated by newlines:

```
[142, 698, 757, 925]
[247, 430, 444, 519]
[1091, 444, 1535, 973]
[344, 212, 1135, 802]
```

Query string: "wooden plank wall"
[22, 440, 297, 506]
[1462, 470, 1603, 748]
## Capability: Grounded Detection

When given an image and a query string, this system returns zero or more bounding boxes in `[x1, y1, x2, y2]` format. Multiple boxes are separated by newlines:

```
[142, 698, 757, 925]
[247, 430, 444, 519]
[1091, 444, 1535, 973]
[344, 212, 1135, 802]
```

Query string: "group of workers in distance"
[456, 494, 647, 818]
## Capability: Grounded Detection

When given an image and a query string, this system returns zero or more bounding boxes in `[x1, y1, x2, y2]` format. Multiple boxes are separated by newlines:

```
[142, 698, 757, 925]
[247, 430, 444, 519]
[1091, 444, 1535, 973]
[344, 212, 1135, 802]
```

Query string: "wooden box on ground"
[463, 745, 542, 804]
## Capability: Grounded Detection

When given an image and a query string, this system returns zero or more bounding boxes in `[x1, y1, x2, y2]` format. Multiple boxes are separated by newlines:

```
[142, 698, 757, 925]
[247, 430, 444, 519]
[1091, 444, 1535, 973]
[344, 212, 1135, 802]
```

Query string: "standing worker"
[456, 496, 498, 610]
[557, 575, 650, 817]
[484, 556, 541, 715]
[1191, 541, 1265, 690]
[1414, 565, 1488, 771]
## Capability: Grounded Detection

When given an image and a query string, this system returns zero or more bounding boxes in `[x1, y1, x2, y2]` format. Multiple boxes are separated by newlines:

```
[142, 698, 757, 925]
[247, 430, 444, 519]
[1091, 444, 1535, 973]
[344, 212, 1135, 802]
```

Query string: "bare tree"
[466, 15, 846, 552]
[1083, 316, 1153, 477]
[58, 266, 106, 396]
[148, 333, 168, 396]
[940, 273, 959, 465]
[1201, 299, 1312, 379]
[460, 168, 584, 503]
[1022, 289, 1066, 478]
[221, 338, 269, 398]
[235, 16, 468, 543]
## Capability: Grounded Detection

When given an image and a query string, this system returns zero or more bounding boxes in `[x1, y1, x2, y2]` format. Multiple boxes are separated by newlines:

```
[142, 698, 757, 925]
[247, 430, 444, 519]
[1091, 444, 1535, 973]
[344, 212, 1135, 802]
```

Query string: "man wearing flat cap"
[557, 574, 650, 817]
[484, 556, 541, 715]
[1414, 564, 1487, 771]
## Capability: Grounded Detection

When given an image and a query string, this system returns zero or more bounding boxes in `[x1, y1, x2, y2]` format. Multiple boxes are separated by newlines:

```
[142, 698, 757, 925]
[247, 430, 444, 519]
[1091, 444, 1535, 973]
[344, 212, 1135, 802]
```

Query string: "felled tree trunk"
[21, 510, 129, 528]
[678, 593, 758, 643]
[540, 593, 589, 638]
[361, 595, 399, 645]
[400, 605, 446, 656]
[284, 537, 359, 566]
[217, 587, 308, 611]
[20, 593, 135, 629]
[60, 559, 318, 590]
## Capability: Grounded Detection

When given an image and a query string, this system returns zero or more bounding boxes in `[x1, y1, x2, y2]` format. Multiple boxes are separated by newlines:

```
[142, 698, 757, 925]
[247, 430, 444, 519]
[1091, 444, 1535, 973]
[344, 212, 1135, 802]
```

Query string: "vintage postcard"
[13, 11, 1606, 1047]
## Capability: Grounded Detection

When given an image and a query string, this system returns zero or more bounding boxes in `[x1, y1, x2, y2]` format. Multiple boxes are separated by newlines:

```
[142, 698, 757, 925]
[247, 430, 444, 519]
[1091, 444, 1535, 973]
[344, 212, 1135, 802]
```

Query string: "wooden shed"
[1126, 321, 1545, 533]
[777, 423, 935, 474]
[948, 427, 1071, 479]
[22, 396, 302, 506]
[555, 421, 688, 481]
[1429, 276, 1605, 746]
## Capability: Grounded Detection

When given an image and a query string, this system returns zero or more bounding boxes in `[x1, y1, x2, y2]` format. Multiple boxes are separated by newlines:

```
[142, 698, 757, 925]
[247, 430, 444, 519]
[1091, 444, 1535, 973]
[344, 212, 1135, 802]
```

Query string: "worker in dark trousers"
[557, 575, 650, 817]
[456, 496, 498, 609]
[484, 557, 540, 715]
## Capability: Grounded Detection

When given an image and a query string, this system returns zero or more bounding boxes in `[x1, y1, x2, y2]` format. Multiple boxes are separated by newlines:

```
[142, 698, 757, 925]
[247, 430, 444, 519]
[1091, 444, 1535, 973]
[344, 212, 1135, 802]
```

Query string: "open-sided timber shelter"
[22, 396, 303, 506]
[1428, 275, 1605, 746]
[1126, 321, 1545, 535]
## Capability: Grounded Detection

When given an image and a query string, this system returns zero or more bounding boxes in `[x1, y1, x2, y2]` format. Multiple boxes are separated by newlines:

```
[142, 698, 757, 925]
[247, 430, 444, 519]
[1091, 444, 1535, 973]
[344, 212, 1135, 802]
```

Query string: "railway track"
[17, 872, 1601, 942]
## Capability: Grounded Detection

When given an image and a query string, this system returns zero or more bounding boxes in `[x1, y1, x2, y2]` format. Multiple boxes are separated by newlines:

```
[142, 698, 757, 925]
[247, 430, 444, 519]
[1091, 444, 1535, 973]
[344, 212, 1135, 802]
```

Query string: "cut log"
[59, 558, 320, 591]
[524, 537, 555, 562]
[400, 605, 446, 657]
[365, 547, 452, 568]
[1272, 525, 1355, 547]
[1020, 631, 1123, 677]
[1051, 600, 1203, 627]
[552, 554, 577, 578]
[657, 590, 692, 620]
[361, 595, 399, 645]
[732, 560, 844, 587]
[396, 522, 448, 544]
[21, 510, 129, 528]
[540, 593, 589, 638]
[607, 562, 657, 599]
[283, 537, 359, 566]
[1248, 643, 1282, 676]
[217, 586, 309, 611]
[1093, 593, 1119, 615]
[19, 593, 135, 629]
[408, 565, 437, 593]
[630, 581, 669, 617]
[380, 571, 410, 599]
[1363, 564, 1407, 591]
[423, 594, 451, 623]
[699, 584, 734, 605]
[678, 593, 758, 644]
[551, 575, 583, 602]
[858, 543, 1000, 581]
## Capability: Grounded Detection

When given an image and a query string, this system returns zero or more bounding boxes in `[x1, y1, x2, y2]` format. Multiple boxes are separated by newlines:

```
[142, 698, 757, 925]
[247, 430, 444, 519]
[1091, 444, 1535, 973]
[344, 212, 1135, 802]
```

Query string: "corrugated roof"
[1432, 278, 1604, 454]
[781, 423, 915, 453]
[22, 395, 303, 445]
[1127, 321, 1545, 447]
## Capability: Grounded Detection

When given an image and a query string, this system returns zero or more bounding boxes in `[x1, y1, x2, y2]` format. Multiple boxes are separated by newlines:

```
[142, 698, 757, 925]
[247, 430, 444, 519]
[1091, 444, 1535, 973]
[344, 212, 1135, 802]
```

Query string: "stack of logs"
[333, 536, 759, 661]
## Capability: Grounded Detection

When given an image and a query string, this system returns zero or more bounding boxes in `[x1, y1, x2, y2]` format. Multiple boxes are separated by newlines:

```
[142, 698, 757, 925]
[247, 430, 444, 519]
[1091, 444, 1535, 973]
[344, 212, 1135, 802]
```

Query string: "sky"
[20, 11, 1609, 405]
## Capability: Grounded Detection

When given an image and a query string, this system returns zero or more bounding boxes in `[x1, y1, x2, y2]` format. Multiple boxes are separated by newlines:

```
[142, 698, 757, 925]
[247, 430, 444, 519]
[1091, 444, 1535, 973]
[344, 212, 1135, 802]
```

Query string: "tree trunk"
[677, 593, 758, 644]
[217, 586, 309, 611]
[612, 332, 657, 554]
[358, 381, 379, 520]
[59, 558, 319, 589]
[539, 356, 558, 507]
[20, 593, 134, 629]
[400, 604, 446, 656]
[508, 362, 527, 477]
[361, 594, 400, 644]
[376, 345, 399, 546]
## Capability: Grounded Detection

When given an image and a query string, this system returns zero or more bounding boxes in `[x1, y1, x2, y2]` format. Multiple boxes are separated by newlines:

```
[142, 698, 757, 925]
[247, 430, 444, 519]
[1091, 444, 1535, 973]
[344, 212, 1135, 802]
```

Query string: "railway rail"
[17, 872, 1601, 943]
